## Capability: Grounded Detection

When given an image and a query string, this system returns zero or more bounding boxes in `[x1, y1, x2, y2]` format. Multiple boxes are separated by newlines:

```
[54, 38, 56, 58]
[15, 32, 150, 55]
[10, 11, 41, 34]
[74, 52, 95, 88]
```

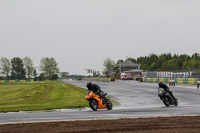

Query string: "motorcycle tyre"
[174, 100, 178, 106]
[161, 97, 170, 107]
[106, 99, 113, 110]
[89, 99, 98, 111]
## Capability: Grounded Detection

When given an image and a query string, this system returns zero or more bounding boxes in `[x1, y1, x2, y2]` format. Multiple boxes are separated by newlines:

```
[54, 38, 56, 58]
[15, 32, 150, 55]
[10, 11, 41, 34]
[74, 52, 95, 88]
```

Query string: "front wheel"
[161, 97, 170, 107]
[89, 99, 98, 111]
[106, 99, 113, 110]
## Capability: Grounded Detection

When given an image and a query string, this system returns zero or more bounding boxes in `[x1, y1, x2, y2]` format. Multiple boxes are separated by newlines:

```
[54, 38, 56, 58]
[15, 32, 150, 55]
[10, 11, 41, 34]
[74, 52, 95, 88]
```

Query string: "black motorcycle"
[158, 88, 178, 107]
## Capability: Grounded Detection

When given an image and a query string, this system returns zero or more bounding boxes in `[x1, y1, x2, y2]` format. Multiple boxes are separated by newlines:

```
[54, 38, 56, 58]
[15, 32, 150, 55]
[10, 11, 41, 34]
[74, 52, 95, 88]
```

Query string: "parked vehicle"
[121, 73, 132, 80]
[158, 88, 178, 107]
[85, 90, 113, 111]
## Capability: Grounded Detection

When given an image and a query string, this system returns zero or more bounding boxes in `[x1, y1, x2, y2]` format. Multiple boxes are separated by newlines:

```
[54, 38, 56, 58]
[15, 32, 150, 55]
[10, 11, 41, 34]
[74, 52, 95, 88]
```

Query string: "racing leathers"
[158, 82, 177, 101]
[86, 82, 105, 97]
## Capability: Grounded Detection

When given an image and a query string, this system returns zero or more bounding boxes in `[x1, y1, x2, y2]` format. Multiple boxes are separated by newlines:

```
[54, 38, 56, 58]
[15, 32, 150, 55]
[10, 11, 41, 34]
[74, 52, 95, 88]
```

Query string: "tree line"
[103, 53, 200, 73]
[135, 53, 200, 71]
[0, 57, 60, 80]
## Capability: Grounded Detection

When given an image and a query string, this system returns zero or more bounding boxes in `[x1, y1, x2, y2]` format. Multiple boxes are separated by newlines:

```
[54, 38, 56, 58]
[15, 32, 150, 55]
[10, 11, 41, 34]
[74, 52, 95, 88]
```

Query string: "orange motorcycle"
[85, 90, 113, 111]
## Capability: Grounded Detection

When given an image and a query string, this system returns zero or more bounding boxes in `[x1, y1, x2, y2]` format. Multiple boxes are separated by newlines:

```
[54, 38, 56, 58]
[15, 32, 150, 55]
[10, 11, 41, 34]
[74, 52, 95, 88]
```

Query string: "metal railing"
[146, 69, 200, 78]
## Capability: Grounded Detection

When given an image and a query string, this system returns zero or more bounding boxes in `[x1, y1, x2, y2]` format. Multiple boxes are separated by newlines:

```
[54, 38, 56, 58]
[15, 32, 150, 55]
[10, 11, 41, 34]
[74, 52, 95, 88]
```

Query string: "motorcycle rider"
[86, 82, 105, 97]
[158, 81, 177, 101]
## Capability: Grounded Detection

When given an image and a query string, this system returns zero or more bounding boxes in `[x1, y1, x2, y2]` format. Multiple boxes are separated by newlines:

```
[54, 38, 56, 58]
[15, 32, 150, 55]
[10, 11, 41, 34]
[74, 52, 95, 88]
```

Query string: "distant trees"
[116, 59, 123, 65]
[136, 53, 200, 71]
[0, 56, 60, 80]
[23, 56, 34, 79]
[39, 57, 60, 80]
[182, 59, 200, 70]
[60, 72, 69, 79]
[127, 57, 137, 63]
[11, 57, 26, 80]
[104, 53, 200, 72]
[0, 57, 11, 79]
[33, 69, 38, 81]
[103, 57, 115, 74]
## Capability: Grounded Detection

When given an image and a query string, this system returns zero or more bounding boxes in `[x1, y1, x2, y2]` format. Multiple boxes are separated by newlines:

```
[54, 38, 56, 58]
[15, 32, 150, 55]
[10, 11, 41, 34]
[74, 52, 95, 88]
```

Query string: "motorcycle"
[158, 88, 178, 107]
[85, 90, 113, 111]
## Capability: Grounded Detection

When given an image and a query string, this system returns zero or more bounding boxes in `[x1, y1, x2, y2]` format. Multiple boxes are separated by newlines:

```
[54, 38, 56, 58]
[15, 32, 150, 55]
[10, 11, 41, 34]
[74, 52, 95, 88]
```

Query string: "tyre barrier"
[0, 80, 34, 83]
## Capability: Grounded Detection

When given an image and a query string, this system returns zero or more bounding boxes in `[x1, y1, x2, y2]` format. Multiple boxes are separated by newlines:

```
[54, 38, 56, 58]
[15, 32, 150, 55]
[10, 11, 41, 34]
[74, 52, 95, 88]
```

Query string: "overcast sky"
[0, 0, 200, 75]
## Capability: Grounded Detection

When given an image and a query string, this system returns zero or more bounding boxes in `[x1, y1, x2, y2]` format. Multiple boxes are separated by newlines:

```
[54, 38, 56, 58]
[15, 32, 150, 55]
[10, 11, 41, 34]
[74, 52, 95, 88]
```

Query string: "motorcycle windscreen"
[158, 88, 165, 96]
[85, 90, 94, 100]
[87, 90, 92, 96]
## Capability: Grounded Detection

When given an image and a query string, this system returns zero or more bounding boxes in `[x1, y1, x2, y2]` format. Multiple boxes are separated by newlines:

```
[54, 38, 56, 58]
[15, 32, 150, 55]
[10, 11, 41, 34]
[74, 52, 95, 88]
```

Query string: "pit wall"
[142, 78, 200, 84]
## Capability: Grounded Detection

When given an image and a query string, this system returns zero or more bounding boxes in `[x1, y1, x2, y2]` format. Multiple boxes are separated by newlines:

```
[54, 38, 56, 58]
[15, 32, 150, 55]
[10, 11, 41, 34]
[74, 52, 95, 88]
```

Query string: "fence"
[146, 69, 200, 78]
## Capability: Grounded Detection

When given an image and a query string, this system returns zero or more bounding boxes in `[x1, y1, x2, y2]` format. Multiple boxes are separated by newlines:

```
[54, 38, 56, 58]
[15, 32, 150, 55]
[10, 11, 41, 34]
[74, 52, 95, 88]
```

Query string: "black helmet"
[158, 81, 164, 87]
[86, 82, 92, 90]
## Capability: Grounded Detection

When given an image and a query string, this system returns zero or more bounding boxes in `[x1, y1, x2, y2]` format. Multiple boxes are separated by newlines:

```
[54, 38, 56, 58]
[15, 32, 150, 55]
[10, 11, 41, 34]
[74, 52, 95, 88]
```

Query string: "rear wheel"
[161, 97, 170, 107]
[106, 99, 113, 110]
[174, 100, 178, 106]
[89, 99, 98, 111]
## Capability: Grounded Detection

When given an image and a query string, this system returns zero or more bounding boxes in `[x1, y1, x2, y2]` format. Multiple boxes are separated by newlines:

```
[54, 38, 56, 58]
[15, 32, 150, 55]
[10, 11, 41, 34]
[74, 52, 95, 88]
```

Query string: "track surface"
[1, 80, 200, 124]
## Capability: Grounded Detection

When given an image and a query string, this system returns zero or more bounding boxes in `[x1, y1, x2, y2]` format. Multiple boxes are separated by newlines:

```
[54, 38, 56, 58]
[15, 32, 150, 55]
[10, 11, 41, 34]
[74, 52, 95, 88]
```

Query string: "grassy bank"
[0, 82, 89, 112]
[0, 81, 119, 112]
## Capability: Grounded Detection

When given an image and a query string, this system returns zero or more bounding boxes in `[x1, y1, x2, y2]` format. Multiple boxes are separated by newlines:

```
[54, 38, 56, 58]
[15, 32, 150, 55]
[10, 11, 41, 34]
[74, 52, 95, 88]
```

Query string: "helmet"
[158, 81, 164, 87]
[86, 82, 92, 90]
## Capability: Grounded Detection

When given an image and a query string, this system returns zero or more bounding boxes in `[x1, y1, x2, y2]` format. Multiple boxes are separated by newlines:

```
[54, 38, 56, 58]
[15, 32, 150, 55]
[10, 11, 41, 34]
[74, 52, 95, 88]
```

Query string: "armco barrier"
[97, 78, 111, 82]
[82, 77, 98, 81]
[82, 77, 111, 82]
[143, 78, 200, 85]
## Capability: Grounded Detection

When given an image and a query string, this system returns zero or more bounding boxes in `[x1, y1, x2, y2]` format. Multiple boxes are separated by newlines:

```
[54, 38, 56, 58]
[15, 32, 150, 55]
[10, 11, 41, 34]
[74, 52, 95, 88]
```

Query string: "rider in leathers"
[86, 82, 105, 97]
[158, 81, 177, 101]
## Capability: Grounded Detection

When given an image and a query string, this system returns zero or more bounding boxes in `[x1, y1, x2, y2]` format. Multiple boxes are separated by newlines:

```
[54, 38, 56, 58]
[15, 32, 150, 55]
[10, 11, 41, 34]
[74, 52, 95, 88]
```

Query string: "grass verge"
[0, 81, 119, 112]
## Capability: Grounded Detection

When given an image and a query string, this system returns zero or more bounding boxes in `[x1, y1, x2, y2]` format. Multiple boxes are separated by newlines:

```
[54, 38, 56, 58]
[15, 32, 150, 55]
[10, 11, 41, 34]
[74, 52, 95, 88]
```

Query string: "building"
[115, 60, 141, 79]
[116, 60, 141, 71]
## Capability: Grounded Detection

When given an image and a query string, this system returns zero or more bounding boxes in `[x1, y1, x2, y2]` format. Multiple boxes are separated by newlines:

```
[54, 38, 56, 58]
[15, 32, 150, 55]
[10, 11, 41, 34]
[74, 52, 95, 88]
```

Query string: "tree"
[192, 53, 200, 60]
[137, 56, 148, 70]
[50, 74, 59, 80]
[23, 56, 34, 79]
[39, 57, 60, 80]
[127, 58, 136, 63]
[60, 72, 69, 79]
[33, 69, 38, 81]
[38, 73, 46, 81]
[161, 59, 179, 70]
[157, 54, 166, 69]
[0, 57, 11, 79]
[176, 54, 189, 70]
[182, 59, 200, 70]
[116, 59, 123, 65]
[147, 53, 158, 67]
[11, 57, 26, 79]
[148, 62, 158, 71]
[103, 57, 115, 74]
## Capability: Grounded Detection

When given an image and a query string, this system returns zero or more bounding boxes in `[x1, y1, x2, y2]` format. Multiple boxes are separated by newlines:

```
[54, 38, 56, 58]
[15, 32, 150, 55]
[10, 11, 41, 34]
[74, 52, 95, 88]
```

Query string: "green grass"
[0, 82, 89, 112]
[0, 81, 119, 112]
[0, 80, 65, 84]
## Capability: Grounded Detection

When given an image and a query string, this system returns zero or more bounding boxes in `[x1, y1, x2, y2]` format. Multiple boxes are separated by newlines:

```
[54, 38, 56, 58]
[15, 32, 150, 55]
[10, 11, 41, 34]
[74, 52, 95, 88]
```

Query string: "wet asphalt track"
[1, 80, 200, 124]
